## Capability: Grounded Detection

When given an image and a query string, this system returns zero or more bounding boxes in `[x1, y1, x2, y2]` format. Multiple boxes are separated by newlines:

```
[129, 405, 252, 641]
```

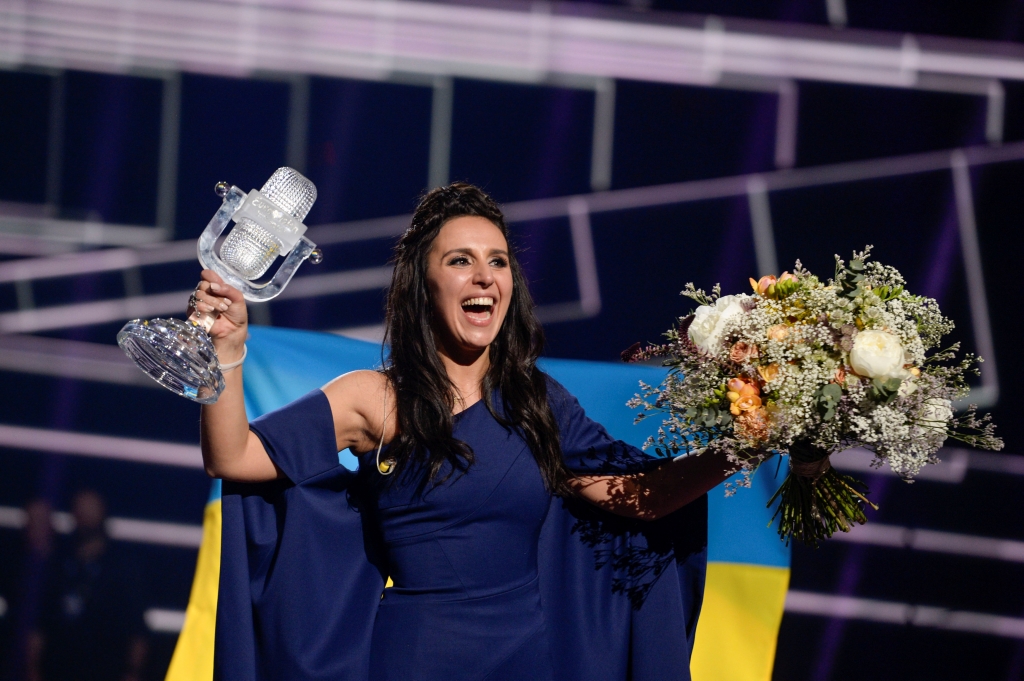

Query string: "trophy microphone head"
[218, 168, 317, 280]
[259, 167, 317, 221]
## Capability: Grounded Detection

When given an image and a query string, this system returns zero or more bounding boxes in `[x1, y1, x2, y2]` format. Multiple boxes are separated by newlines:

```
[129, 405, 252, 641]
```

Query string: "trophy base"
[117, 318, 226, 404]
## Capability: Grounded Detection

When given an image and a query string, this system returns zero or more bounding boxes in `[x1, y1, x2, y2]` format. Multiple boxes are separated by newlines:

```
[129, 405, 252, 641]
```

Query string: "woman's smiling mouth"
[461, 296, 495, 323]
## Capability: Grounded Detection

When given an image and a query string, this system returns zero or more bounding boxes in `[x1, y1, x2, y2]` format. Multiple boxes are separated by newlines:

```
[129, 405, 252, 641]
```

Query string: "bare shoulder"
[322, 370, 390, 422]
[323, 369, 388, 395]
[321, 370, 395, 454]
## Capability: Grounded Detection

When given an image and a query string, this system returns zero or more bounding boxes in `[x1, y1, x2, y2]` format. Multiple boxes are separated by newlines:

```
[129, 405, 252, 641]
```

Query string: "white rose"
[688, 295, 749, 354]
[897, 376, 918, 397]
[914, 398, 953, 440]
[849, 330, 904, 379]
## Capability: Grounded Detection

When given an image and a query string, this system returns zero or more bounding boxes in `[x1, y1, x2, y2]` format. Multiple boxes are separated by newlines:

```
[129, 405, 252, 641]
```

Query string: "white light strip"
[0, 596, 6, 619]
[0, 290, 188, 334]
[3, 0, 1024, 91]
[107, 516, 203, 547]
[428, 76, 453, 189]
[967, 451, 1024, 476]
[566, 197, 601, 316]
[830, 447, 971, 483]
[773, 80, 798, 169]
[0, 424, 203, 469]
[589, 78, 615, 192]
[0, 241, 194, 284]
[0, 334, 158, 387]
[0, 266, 393, 333]
[785, 591, 1024, 639]
[0, 505, 27, 529]
[831, 522, 1024, 563]
[0, 505, 203, 547]
[144, 608, 186, 633]
[951, 150, 1000, 408]
[826, 446, 1024, 481]
[0, 233, 80, 257]
[0, 215, 167, 247]
[746, 175, 778, 277]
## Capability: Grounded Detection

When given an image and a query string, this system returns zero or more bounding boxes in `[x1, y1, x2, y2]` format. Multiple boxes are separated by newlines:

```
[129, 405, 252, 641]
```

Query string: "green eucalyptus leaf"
[822, 383, 843, 400]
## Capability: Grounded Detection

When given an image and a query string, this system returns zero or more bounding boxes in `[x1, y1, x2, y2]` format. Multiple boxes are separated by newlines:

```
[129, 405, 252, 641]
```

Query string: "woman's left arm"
[547, 375, 738, 520]
[570, 453, 735, 521]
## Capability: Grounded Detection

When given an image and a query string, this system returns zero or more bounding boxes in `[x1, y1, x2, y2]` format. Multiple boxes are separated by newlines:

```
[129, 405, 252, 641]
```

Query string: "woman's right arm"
[197, 269, 392, 482]
[195, 269, 279, 482]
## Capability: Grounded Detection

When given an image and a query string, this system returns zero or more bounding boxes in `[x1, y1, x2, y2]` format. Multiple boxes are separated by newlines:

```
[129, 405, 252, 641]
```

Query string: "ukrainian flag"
[166, 326, 789, 681]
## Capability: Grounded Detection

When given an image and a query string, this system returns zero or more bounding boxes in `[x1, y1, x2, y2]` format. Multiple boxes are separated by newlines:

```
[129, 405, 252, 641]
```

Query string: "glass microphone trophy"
[117, 167, 322, 404]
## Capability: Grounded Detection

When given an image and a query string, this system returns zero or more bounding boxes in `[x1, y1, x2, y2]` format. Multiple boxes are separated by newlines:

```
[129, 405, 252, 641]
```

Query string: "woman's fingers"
[194, 270, 248, 339]
[199, 270, 244, 304]
[193, 289, 231, 312]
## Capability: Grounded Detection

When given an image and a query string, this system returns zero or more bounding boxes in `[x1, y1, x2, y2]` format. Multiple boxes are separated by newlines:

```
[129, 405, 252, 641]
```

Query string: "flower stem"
[767, 441, 875, 546]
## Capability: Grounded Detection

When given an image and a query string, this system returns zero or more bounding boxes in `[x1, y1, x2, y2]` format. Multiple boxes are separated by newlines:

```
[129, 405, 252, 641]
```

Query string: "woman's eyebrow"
[441, 247, 509, 258]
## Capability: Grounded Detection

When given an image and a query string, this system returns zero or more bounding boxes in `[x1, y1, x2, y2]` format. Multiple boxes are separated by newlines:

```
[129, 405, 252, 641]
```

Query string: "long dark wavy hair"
[381, 182, 573, 496]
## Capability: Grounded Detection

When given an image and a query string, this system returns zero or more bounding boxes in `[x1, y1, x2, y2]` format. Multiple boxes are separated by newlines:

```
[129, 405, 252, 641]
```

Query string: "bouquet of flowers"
[624, 247, 1002, 545]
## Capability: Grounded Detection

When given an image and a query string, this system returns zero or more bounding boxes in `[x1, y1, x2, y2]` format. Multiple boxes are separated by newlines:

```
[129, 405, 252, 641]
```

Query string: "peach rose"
[750, 275, 777, 295]
[727, 378, 761, 415]
[767, 324, 790, 342]
[730, 393, 762, 416]
[729, 341, 759, 363]
[749, 272, 796, 296]
[757, 363, 780, 383]
[834, 366, 846, 385]
[728, 377, 748, 394]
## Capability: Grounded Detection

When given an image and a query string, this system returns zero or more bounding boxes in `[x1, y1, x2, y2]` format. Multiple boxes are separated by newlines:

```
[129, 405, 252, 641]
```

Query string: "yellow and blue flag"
[166, 326, 788, 681]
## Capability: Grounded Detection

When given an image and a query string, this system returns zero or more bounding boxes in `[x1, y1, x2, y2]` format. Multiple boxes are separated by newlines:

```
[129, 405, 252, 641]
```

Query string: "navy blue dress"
[216, 377, 706, 681]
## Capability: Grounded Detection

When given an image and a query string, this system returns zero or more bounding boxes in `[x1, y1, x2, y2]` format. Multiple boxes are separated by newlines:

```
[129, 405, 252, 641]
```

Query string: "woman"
[197, 183, 734, 681]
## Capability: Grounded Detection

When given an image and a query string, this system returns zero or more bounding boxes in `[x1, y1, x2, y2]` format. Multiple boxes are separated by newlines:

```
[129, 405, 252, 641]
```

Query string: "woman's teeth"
[461, 297, 494, 320]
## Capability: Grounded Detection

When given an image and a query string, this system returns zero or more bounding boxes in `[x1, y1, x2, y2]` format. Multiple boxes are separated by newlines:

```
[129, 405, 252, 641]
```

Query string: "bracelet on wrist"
[219, 344, 247, 373]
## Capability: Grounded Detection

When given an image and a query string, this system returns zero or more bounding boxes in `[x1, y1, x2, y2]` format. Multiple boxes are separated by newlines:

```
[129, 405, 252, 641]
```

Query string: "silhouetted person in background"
[29, 490, 147, 681]
[1, 498, 55, 681]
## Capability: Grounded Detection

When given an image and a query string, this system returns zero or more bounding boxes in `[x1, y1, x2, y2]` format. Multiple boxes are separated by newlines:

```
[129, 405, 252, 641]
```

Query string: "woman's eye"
[448, 256, 470, 266]
[490, 257, 508, 267]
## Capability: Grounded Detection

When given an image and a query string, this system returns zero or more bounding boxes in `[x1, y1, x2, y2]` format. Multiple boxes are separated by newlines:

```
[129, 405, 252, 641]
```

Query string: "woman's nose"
[472, 262, 494, 286]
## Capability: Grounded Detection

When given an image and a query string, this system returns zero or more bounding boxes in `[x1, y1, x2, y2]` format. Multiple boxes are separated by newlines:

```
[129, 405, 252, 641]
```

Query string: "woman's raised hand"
[194, 268, 279, 482]
[190, 269, 247, 360]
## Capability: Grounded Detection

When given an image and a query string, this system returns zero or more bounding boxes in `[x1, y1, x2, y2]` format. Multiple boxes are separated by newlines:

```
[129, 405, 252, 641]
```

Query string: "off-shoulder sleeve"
[217, 388, 385, 681]
[248, 389, 340, 484]
[546, 376, 663, 475]
[540, 373, 707, 679]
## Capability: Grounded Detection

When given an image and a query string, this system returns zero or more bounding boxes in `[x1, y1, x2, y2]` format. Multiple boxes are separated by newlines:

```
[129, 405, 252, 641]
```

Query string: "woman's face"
[425, 216, 513, 359]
